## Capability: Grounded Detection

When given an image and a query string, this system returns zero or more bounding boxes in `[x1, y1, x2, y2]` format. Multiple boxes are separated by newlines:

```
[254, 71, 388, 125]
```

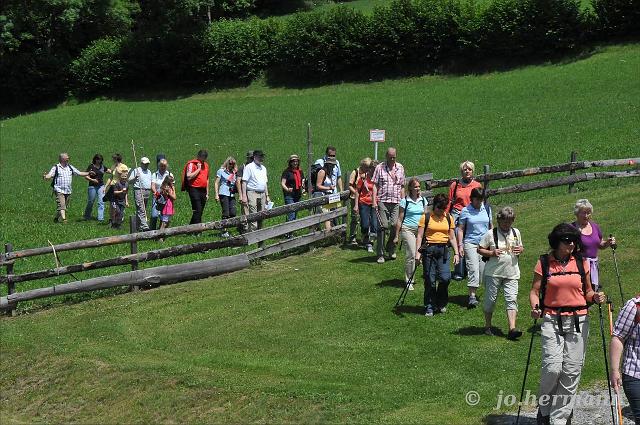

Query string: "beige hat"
[289, 154, 300, 162]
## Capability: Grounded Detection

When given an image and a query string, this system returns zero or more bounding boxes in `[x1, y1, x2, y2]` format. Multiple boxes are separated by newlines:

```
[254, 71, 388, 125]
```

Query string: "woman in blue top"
[394, 178, 428, 290]
[214, 157, 237, 237]
[457, 188, 491, 308]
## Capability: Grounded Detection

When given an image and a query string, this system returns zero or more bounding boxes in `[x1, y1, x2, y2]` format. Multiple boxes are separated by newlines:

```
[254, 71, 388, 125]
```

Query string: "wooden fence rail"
[0, 190, 350, 265]
[416, 157, 639, 188]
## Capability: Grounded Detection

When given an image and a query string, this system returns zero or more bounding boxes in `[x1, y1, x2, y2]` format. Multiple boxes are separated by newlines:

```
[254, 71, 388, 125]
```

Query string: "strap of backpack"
[400, 196, 408, 228]
[539, 254, 549, 310]
[493, 228, 498, 250]
[574, 253, 587, 297]
[449, 179, 459, 211]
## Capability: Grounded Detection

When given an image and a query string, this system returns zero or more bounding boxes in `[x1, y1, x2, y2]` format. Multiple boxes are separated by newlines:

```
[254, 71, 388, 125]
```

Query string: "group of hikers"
[43, 147, 638, 424]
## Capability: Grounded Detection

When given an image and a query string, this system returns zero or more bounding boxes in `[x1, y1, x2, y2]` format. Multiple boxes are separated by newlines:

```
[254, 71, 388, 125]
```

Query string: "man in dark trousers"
[183, 150, 210, 225]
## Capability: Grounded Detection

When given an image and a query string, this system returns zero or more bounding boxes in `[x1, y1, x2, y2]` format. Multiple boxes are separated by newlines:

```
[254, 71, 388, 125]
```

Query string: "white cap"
[140, 157, 150, 164]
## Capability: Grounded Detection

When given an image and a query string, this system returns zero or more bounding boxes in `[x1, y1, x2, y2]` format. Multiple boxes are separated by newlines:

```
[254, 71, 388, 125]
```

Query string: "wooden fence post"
[4, 243, 15, 316]
[129, 215, 140, 291]
[568, 151, 578, 193]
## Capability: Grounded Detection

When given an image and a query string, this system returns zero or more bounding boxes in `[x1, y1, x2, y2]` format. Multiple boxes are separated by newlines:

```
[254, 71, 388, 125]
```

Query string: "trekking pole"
[610, 234, 625, 306]
[395, 263, 419, 307]
[598, 300, 618, 425]
[516, 306, 538, 425]
[607, 301, 624, 425]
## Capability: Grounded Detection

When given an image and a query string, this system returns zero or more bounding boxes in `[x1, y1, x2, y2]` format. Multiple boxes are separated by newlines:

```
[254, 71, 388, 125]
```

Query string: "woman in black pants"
[214, 156, 238, 237]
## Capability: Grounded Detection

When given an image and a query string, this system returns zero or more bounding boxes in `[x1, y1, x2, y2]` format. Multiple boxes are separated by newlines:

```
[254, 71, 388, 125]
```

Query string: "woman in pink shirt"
[529, 223, 606, 424]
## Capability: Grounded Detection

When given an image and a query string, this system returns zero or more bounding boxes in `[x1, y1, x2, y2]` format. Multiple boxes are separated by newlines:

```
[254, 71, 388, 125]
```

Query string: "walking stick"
[598, 301, 618, 425]
[610, 234, 625, 306]
[395, 263, 419, 307]
[607, 301, 624, 425]
[516, 307, 538, 425]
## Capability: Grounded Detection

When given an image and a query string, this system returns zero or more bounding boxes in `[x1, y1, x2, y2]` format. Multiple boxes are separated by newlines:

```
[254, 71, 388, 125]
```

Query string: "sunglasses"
[559, 237, 577, 244]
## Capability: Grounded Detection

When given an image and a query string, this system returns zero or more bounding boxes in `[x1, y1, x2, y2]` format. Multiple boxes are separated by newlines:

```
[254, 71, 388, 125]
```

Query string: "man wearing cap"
[241, 150, 270, 232]
[237, 151, 253, 233]
[128, 156, 153, 231]
[183, 150, 210, 225]
[43, 152, 94, 223]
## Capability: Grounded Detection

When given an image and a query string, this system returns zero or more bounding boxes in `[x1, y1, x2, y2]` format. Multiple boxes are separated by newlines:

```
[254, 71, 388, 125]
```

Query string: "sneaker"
[468, 296, 478, 309]
[439, 306, 447, 313]
[390, 252, 397, 260]
[367, 244, 374, 253]
[452, 274, 464, 281]
[408, 283, 414, 291]
[484, 327, 494, 336]
[350, 239, 358, 246]
[424, 308, 434, 317]
[221, 231, 230, 238]
[377, 256, 385, 264]
[507, 329, 523, 340]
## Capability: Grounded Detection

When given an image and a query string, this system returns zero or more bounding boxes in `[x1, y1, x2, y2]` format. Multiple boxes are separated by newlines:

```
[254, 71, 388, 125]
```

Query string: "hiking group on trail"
[43, 147, 637, 424]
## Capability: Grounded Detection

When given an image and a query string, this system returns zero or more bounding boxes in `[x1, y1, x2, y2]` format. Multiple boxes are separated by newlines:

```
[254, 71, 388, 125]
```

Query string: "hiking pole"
[395, 263, 419, 307]
[598, 300, 618, 425]
[607, 301, 625, 425]
[516, 306, 538, 425]
[610, 234, 625, 306]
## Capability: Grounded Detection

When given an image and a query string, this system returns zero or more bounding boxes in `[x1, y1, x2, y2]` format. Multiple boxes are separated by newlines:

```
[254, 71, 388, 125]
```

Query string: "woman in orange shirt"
[529, 223, 606, 424]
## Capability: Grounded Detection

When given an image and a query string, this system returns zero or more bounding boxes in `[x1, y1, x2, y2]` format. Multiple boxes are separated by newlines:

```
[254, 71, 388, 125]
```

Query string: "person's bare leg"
[507, 309, 517, 331]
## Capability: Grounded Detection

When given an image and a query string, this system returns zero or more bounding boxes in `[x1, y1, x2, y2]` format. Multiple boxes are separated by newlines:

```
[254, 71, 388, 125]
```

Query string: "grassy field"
[1, 183, 638, 424]
[0, 41, 639, 422]
[0, 43, 639, 308]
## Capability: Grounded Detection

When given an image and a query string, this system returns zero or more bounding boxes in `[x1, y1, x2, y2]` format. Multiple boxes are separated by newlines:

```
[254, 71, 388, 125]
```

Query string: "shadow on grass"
[348, 255, 379, 263]
[376, 278, 405, 288]
[393, 304, 424, 317]
[483, 413, 536, 424]
[448, 294, 470, 308]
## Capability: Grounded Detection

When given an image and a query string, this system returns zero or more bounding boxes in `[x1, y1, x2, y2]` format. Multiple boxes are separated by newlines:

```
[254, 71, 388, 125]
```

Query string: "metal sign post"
[370, 129, 386, 161]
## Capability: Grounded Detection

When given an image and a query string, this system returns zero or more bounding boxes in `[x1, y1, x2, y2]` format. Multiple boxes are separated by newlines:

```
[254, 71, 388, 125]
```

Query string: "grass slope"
[1, 184, 638, 424]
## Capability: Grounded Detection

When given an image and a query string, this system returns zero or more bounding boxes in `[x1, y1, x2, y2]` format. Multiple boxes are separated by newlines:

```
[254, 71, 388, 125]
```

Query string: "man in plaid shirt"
[610, 294, 640, 422]
[43, 153, 93, 223]
[372, 147, 405, 264]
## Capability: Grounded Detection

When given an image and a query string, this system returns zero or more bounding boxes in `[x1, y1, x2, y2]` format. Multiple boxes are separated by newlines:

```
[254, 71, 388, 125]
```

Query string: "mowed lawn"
[0, 183, 638, 424]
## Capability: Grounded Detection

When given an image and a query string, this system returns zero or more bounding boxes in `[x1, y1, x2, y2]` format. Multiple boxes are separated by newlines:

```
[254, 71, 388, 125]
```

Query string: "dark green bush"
[200, 18, 279, 85]
[593, 0, 640, 38]
[270, 6, 371, 81]
[70, 37, 125, 95]
[474, 0, 583, 59]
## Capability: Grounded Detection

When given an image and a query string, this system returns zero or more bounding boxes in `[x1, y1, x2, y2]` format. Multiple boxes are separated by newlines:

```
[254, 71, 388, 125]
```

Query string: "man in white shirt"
[43, 152, 93, 223]
[128, 157, 153, 231]
[241, 150, 270, 232]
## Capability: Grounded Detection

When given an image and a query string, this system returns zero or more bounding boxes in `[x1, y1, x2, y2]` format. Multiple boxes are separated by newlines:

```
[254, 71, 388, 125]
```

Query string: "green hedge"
[57, 0, 640, 99]
[70, 37, 125, 96]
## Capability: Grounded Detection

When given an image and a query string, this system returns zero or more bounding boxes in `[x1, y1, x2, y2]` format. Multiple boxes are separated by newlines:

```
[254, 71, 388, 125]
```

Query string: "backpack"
[310, 162, 324, 192]
[481, 227, 517, 262]
[155, 193, 167, 212]
[50, 165, 59, 188]
[538, 253, 587, 311]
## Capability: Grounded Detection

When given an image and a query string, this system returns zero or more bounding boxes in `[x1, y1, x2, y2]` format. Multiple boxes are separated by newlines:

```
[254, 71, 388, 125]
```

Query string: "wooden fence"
[1, 154, 638, 313]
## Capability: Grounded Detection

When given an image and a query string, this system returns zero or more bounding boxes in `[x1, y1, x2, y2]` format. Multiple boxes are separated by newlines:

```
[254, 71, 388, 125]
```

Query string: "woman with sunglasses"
[394, 177, 428, 290]
[572, 198, 615, 292]
[529, 223, 606, 424]
[214, 157, 238, 237]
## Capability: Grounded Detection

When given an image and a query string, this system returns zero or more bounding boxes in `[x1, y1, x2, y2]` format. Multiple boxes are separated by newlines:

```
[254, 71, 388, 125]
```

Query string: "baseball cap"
[141, 157, 150, 164]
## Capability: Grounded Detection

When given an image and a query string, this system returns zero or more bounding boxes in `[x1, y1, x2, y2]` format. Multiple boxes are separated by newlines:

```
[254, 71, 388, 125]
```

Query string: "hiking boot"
[507, 329, 523, 341]
[377, 256, 385, 264]
[468, 296, 479, 309]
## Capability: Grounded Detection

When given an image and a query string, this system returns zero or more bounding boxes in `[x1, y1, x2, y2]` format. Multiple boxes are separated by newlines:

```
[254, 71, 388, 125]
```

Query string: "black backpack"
[420, 212, 453, 250]
[310, 162, 324, 192]
[50, 165, 59, 188]
[481, 227, 517, 262]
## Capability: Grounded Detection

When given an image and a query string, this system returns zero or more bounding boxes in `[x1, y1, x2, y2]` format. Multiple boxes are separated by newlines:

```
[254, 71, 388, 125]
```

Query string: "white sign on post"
[370, 129, 386, 161]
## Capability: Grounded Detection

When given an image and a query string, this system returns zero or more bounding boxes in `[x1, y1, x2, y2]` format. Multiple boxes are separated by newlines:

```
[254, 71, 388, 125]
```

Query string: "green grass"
[1, 183, 638, 424]
[1, 43, 639, 308]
